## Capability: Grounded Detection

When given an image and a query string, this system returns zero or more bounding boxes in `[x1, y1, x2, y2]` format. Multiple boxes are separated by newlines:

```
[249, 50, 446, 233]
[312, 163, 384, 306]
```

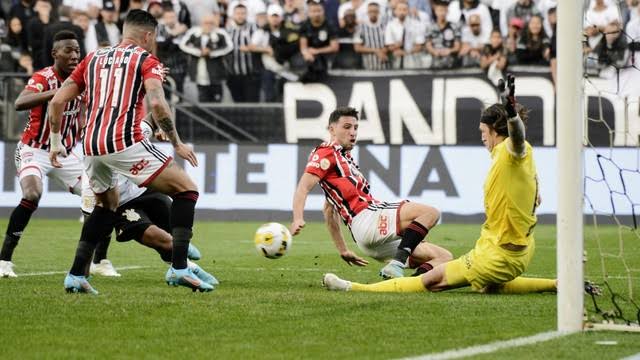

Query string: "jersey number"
[97, 68, 123, 108]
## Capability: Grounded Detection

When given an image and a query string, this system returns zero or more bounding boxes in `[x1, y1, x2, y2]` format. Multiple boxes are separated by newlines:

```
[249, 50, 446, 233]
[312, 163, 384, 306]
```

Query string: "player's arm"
[323, 201, 368, 266]
[499, 74, 526, 157]
[291, 172, 320, 236]
[15, 88, 57, 111]
[47, 78, 82, 167]
[144, 77, 198, 167]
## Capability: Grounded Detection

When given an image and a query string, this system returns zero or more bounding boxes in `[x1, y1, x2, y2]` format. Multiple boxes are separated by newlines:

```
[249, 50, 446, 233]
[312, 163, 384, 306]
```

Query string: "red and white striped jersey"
[21, 66, 82, 151]
[305, 142, 380, 226]
[69, 42, 164, 156]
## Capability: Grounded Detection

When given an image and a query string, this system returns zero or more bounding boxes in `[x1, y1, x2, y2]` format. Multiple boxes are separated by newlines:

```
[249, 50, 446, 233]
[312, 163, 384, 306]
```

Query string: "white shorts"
[349, 201, 407, 261]
[84, 140, 173, 194]
[80, 171, 148, 214]
[15, 142, 83, 192]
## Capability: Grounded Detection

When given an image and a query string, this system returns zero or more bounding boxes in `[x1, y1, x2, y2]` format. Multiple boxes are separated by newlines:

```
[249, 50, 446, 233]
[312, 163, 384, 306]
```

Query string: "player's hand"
[154, 129, 169, 142]
[290, 219, 306, 236]
[498, 74, 517, 118]
[174, 142, 198, 167]
[48, 132, 67, 168]
[340, 250, 369, 267]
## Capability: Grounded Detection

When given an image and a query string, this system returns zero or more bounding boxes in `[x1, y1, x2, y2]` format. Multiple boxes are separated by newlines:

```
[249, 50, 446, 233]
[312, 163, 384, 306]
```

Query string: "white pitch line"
[620, 353, 640, 360]
[398, 331, 573, 360]
[18, 265, 150, 277]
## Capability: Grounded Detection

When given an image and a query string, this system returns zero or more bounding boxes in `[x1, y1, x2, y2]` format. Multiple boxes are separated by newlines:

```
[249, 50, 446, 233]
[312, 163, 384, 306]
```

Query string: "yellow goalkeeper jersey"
[481, 138, 538, 247]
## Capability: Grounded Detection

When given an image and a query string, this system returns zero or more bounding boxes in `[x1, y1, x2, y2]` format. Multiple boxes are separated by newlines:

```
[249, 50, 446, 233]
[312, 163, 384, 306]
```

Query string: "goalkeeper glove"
[498, 74, 517, 118]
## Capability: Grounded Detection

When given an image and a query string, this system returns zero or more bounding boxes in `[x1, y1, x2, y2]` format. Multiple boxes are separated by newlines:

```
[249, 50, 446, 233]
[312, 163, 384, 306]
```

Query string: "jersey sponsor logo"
[378, 215, 388, 236]
[320, 158, 330, 170]
[306, 161, 320, 168]
[151, 64, 165, 79]
[129, 159, 150, 176]
[123, 208, 141, 222]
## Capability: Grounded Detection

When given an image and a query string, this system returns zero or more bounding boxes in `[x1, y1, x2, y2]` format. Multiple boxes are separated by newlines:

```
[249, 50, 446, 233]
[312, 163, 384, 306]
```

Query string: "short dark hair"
[53, 30, 77, 43]
[328, 107, 359, 125]
[124, 9, 158, 30]
[480, 103, 529, 137]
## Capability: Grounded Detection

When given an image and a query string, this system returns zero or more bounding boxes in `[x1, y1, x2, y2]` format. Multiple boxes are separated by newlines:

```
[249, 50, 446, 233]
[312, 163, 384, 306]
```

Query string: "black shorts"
[114, 190, 172, 242]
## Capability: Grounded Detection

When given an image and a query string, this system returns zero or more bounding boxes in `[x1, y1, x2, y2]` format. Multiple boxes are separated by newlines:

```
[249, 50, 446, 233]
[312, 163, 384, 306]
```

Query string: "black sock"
[0, 199, 38, 261]
[69, 207, 117, 276]
[393, 221, 429, 265]
[411, 262, 434, 277]
[170, 191, 199, 269]
[93, 235, 111, 264]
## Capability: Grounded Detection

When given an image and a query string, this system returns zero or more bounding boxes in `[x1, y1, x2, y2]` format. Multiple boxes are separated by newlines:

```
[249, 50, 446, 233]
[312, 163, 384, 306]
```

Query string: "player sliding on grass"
[48, 10, 213, 294]
[323, 75, 558, 294]
[291, 107, 452, 279]
[0, 31, 81, 278]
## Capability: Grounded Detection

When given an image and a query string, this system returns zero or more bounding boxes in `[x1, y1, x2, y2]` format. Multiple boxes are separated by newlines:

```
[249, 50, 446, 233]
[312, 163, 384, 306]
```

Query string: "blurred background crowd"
[0, 0, 637, 103]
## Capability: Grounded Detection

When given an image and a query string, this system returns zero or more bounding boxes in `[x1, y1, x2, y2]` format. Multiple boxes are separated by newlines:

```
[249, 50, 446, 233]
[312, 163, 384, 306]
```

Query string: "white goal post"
[556, 0, 585, 332]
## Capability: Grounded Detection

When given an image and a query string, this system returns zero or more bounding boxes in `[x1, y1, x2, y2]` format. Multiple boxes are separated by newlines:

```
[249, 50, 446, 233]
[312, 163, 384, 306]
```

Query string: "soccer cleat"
[379, 260, 405, 279]
[322, 273, 351, 291]
[0, 260, 17, 278]
[187, 243, 201, 260]
[64, 273, 99, 295]
[187, 260, 219, 286]
[89, 259, 121, 277]
[165, 266, 214, 292]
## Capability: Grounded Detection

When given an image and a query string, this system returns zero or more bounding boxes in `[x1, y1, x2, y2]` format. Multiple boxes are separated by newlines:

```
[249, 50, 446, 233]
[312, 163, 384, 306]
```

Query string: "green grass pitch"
[0, 219, 638, 359]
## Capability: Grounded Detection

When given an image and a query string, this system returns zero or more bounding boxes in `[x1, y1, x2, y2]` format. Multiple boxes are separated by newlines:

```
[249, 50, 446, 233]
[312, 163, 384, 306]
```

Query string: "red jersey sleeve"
[69, 54, 89, 92]
[305, 147, 336, 179]
[141, 55, 165, 82]
[24, 72, 48, 93]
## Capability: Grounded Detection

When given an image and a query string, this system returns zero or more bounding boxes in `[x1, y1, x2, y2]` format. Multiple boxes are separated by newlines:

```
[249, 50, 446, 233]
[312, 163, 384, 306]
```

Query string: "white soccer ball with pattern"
[254, 222, 292, 259]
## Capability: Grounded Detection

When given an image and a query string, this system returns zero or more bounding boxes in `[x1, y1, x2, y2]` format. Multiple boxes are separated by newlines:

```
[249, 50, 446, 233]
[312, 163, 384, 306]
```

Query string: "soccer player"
[322, 75, 558, 294]
[0, 31, 82, 278]
[291, 107, 452, 280]
[48, 9, 213, 294]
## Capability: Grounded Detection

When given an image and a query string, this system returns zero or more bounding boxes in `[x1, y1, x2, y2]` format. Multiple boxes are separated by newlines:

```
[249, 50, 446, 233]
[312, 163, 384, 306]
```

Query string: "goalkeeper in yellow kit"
[322, 74, 557, 294]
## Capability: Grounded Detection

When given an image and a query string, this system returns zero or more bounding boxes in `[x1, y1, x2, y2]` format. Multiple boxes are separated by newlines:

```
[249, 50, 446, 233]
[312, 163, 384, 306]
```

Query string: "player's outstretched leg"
[165, 266, 214, 292]
[323, 273, 427, 293]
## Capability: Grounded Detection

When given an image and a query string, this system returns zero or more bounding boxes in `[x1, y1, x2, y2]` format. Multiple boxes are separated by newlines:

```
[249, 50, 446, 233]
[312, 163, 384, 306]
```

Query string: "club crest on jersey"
[320, 158, 330, 170]
[123, 209, 141, 222]
[129, 159, 150, 175]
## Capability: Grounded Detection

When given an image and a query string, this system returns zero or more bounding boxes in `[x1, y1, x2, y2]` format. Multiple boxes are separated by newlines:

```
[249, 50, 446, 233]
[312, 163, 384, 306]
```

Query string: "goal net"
[581, 0, 640, 331]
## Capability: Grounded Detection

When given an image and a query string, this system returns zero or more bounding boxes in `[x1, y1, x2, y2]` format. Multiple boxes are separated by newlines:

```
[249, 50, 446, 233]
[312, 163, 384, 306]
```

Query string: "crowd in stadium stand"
[0, 0, 638, 102]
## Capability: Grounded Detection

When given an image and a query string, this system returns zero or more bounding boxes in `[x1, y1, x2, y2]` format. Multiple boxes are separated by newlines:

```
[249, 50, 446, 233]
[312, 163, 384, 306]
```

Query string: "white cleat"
[0, 260, 17, 278]
[322, 273, 351, 291]
[90, 259, 121, 277]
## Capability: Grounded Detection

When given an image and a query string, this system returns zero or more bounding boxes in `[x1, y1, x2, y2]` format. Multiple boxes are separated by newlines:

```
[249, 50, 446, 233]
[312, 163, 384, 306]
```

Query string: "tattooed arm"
[144, 77, 198, 167]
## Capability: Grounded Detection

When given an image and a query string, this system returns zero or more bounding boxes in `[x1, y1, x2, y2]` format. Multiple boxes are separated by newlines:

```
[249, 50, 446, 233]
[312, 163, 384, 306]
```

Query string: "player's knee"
[22, 189, 42, 204]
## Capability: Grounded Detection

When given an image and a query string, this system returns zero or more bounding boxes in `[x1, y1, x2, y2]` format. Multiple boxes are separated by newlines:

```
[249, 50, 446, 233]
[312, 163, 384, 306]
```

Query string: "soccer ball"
[254, 222, 292, 259]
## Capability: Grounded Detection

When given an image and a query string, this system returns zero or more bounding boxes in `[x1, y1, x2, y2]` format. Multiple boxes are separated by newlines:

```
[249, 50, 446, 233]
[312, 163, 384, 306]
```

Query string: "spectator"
[97, 1, 121, 46]
[515, 14, 550, 65]
[334, 8, 362, 69]
[549, 6, 557, 85]
[501, 0, 540, 36]
[147, 0, 165, 19]
[17, 52, 34, 75]
[385, 0, 425, 69]
[179, 13, 233, 102]
[62, 0, 101, 20]
[182, 0, 220, 28]
[157, 6, 189, 93]
[0, 37, 18, 72]
[118, 0, 145, 30]
[593, 21, 629, 69]
[71, 11, 93, 52]
[537, 0, 557, 36]
[227, 0, 267, 24]
[283, 0, 307, 29]
[626, 2, 640, 69]
[27, 0, 53, 70]
[10, 0, 36, 30]
[409, 0, 430, 19]
[7, 17, 29, 55]
[451, 0, 493, 44]
[354, 1, 389, 70]
[43, 6, 86, 67]
[505, 16, 522, 63]
[480, 29, 507, 85]
[338, 0, 367, 27]
[584, 0, 621, 51]
[163, 0, 193, 28]
[459, 14, 484, 67]
[248, 4, 295, 101]
[299, 0, 339, 82]
[426, 0, 461, 69]
[226, 3, 262, 102]
[263, 4, 303, 72]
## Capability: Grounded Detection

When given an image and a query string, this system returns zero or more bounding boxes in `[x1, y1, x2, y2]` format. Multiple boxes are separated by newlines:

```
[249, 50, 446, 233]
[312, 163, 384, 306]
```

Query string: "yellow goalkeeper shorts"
[444, 236, 535, 291]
